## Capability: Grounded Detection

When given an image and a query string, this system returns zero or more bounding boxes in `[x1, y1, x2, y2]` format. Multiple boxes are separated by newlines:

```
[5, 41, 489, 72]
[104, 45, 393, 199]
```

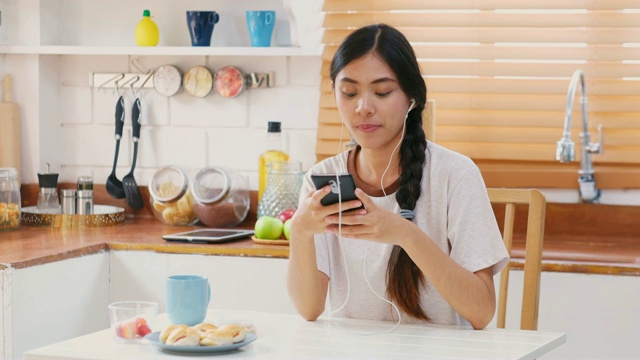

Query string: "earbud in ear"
[405, 99, 416, 120]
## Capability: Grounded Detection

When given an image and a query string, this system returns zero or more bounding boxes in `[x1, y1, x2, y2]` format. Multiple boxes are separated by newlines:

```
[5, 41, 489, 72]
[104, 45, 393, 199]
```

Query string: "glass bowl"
[108, 301, 158, 343]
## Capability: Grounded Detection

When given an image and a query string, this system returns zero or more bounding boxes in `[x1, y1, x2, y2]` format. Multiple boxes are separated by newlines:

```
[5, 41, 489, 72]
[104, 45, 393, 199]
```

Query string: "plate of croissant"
[144, 322, 256, 353]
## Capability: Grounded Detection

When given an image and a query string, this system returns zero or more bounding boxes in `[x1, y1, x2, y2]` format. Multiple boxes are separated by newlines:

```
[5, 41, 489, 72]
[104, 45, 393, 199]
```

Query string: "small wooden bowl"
[251, 236, 289, 246]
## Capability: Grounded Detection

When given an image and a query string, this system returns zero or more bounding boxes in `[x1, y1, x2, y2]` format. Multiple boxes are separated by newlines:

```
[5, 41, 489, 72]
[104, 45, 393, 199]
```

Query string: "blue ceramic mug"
[246, 10, 276, 47]
[186, 11, 219, 46]
[166, 275, 211, 325]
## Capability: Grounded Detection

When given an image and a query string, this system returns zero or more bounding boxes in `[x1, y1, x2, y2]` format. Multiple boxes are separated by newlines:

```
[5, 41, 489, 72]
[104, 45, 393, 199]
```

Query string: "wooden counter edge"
[3, 240, 638, 277]
[106, 242, 290, 259]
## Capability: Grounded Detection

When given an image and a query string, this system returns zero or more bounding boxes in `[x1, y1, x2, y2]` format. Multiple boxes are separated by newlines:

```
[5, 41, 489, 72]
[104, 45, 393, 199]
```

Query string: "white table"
[25, 310, 566, 360]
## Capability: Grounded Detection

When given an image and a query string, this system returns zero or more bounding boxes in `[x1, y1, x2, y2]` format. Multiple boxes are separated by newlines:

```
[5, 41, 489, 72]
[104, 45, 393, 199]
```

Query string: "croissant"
[216, 324, 247, 343]
[166, 326, 200, 346]
[199, 328, 234, 346]
[193, 322, 218, 335]
[159, 324, 187, 344]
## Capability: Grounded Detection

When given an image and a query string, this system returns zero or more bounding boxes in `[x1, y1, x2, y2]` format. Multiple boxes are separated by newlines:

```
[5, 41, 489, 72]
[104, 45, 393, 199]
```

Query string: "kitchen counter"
[0, 218, 288, 270]
[0, 215, 638, 276]
[3, 184, 639, 275]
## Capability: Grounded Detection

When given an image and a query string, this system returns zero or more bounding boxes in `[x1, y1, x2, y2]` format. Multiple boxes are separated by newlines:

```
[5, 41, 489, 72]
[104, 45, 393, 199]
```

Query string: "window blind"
[317, 0, 640, 188]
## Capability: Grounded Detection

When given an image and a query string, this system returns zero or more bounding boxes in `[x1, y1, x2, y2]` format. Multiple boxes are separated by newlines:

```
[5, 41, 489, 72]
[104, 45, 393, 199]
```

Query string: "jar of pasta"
[149, 166, 198, 226]
[0, 167, 21, 231]
[191, 167, 250, 228]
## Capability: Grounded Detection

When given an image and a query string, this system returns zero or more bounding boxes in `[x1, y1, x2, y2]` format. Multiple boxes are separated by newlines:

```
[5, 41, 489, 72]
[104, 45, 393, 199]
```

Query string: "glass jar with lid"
[149, 166, 198, 226]
[0, 167, 21, 231]
[191, 167, 250, 228]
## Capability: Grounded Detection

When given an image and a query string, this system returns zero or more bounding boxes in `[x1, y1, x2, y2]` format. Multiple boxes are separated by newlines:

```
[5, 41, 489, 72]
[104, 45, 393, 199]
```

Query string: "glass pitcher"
[257, 161, 303, 218]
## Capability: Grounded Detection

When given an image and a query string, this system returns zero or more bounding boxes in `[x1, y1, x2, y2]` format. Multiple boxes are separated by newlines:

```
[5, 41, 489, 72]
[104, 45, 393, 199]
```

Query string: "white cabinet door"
[9, 252, 110, 360]
[109, 251, 295, 315]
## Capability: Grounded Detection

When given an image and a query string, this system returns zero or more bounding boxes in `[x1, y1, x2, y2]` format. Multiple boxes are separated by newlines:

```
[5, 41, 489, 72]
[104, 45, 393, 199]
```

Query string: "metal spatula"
[122, 98, 144, 209]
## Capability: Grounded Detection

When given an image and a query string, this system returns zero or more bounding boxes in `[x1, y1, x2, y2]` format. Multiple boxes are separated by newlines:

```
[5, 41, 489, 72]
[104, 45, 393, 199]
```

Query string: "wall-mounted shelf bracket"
[90, 72, 155, 90]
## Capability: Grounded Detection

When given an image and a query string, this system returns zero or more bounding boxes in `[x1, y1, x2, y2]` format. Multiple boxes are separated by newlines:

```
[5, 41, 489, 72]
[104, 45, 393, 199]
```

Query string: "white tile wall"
[16, 54, 322, 190]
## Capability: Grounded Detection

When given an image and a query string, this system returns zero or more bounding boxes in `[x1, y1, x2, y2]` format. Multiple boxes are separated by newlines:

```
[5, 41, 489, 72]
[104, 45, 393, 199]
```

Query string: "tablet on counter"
[162, 229, 254, 243]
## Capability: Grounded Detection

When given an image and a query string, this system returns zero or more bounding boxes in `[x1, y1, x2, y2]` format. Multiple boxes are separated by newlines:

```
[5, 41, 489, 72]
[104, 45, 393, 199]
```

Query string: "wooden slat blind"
[317, 1, 640, 189]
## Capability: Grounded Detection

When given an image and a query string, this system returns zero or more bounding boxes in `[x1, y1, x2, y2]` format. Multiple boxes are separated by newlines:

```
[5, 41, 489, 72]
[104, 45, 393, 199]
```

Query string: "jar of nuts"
[149, 166, 198, 226]
[0, 167, 21, 231]
[190, 167, 250, 228]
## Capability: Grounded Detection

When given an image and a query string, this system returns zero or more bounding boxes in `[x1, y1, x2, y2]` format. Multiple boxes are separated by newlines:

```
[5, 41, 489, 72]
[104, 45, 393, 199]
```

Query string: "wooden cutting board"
[0, 74, 21, 184]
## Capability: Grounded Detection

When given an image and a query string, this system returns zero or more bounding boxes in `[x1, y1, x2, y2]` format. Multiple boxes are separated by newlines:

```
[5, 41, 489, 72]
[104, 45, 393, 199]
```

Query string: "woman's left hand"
[324, 188, 419, 246]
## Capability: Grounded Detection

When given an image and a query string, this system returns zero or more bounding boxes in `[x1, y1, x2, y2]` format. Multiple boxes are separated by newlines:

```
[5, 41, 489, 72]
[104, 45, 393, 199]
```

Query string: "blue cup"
[166, 275, 211, 326]
[186, 11, 219, 46]
[246, 10, 276, 47]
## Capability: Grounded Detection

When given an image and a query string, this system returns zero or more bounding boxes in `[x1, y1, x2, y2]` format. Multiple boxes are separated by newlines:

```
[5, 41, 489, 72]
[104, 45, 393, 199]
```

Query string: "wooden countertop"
[2, 184, 638, 276]
[0, 215, 638, 276]
[0, 217, 289, 269]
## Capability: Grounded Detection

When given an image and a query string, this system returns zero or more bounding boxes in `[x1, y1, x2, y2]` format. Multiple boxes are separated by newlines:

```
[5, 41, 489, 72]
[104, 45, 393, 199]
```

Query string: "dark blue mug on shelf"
[186, 11, 219, 46]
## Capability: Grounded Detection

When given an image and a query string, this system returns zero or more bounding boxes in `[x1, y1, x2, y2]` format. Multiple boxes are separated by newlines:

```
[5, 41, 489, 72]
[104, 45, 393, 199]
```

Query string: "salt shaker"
[76, 190, 94, 215]
[61, 189, 77, 215]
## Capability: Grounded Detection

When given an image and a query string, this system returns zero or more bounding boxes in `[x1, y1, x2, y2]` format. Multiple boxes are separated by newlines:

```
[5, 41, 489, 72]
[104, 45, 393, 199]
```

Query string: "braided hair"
[330, 24, 429, 320]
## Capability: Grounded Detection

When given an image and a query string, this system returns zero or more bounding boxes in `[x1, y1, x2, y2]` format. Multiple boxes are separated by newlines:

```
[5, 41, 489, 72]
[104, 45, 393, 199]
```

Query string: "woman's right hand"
[289, 185, 364, 241]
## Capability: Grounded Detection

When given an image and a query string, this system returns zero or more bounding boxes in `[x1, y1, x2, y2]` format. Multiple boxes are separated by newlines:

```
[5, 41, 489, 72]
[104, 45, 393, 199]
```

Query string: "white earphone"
[405, 99, 416, 120]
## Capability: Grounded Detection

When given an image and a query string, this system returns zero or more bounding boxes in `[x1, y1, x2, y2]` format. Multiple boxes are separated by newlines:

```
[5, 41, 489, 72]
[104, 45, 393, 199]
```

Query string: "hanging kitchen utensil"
[106, 95, 126, 199]
[183, 66, 213, 98]
[122, 94, 144, 210]
[153, 65, 182, 97]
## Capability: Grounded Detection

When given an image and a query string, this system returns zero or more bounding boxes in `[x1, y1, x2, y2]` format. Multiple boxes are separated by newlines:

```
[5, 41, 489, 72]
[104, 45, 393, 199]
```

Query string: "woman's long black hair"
[330, 24, 429, 321]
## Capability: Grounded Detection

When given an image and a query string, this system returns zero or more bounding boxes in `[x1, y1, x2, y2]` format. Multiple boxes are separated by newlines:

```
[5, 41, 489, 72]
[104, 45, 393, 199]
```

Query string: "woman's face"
[334, 52, 413, 152]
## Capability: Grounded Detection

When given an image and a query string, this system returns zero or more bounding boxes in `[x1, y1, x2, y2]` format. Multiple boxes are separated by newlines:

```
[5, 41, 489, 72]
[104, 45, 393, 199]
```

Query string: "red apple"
[277, 208, 296, 223]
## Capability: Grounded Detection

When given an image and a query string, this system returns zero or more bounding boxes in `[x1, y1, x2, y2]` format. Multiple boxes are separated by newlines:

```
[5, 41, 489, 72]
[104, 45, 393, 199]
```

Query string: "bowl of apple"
[108, 301, 158, 343]
[252, 208, 295, 245]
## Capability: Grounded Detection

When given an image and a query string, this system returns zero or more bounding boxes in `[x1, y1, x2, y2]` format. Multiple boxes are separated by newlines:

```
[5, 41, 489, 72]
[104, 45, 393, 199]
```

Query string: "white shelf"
[0, 45, 322, 57]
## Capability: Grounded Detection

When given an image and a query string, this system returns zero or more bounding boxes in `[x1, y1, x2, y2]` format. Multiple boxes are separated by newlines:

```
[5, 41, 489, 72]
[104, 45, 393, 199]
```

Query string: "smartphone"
[162, 229, 254, 243]
[310, 173, 363, 209]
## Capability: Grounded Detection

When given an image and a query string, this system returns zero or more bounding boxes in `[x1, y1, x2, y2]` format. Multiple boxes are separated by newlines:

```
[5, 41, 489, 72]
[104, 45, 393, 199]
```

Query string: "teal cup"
[166, 275, 211, 326]
[246, 10, 276, 47]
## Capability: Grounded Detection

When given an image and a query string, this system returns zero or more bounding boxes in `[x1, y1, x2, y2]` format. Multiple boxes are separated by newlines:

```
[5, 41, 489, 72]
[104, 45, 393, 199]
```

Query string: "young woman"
[286, 24, 509, 329]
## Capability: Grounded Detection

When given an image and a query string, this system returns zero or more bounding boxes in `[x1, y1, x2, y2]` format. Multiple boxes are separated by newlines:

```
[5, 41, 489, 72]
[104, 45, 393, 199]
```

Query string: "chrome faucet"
[555, 69, 604, 203]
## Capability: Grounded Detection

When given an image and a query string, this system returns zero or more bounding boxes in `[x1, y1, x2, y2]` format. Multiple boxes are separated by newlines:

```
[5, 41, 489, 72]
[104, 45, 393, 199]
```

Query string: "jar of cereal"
[0, 167, 21, 231]
[149, 166, 198, 226]
[191, 167, 250, 228]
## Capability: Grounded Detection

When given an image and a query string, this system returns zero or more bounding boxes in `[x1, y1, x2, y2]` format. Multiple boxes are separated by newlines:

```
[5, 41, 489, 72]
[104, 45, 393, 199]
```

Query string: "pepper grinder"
[37, 163, 61, 213]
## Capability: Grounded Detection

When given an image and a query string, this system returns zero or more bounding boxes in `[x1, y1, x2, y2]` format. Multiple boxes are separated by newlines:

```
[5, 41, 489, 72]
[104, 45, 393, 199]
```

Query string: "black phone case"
[311, 174, 359, 206]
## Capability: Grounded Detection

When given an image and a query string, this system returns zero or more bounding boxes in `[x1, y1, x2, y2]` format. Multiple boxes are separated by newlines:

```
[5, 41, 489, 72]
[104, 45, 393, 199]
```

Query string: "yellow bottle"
[135, 10, 159, 46]
[258, 122, 290, 201]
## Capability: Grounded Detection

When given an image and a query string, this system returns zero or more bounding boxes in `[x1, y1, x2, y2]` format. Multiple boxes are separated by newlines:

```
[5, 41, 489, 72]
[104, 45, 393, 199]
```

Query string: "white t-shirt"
[300, 141, 509, 327]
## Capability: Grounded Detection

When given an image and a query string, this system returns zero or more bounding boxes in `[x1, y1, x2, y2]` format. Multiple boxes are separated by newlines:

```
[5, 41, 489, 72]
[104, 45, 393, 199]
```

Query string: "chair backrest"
[423, 99, 436, 142]
[487, 188, 546, 330]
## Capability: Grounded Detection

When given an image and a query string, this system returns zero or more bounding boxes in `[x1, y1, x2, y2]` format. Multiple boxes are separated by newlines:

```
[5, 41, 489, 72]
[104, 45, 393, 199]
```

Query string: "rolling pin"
[0, 74, 22, 184]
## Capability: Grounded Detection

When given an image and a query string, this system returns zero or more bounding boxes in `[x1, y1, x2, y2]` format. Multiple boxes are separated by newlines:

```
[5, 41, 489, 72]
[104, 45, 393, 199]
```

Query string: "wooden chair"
[488, 188, 546, 330]
[421, 102, 545, 330]
[422, 99, 436, 142]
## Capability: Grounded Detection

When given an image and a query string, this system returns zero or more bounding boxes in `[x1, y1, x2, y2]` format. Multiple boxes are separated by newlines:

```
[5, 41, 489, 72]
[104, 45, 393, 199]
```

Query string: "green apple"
[283, 219, 292, 240]
[254, 216, 284, 240]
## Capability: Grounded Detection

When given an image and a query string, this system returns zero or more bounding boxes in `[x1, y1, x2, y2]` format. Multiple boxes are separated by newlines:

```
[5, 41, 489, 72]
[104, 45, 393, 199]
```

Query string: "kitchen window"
[316, 0, 640, 189]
